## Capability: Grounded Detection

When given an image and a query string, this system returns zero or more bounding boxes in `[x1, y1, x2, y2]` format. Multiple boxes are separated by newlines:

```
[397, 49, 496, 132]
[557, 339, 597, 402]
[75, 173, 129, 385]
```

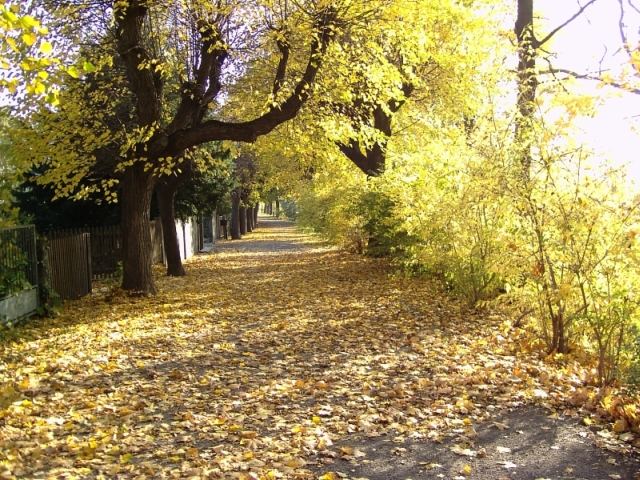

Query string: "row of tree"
[3, 1, 640, 383]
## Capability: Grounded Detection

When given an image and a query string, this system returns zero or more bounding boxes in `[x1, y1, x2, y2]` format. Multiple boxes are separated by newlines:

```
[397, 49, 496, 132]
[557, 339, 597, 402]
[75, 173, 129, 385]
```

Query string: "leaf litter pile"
[1, 220, 639, 479]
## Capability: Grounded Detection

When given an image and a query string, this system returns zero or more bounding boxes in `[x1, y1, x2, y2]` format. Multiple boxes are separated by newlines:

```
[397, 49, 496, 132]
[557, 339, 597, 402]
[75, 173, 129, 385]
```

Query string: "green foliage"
[626, 325, 640, 389]
[0, 242, 30, 298]
[280, 200, 298, 220]
[295, 160, 368, 251]
[175, 146, 234, 220]
[353, 190, 398, 257]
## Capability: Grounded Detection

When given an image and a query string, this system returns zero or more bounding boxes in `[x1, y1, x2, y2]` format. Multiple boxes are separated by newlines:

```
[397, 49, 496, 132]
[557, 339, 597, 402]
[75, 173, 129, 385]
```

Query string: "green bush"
[0, 243, 30, 298]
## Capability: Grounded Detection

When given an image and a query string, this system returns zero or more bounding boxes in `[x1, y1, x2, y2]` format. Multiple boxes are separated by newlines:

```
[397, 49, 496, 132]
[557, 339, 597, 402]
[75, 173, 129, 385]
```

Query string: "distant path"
[213, 216, 320, 254]
[1, 217, 638, 479]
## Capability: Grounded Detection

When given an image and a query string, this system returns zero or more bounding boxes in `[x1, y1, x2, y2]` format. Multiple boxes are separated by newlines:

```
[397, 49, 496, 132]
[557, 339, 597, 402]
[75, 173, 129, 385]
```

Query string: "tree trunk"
[246, 206, 253, 232]
[156, 182, 186, 276]
[239, 206, 247, 235]
[515, 0, 537, 179]
[121, 165, 156, 295]
[275, 199, 280, 217]
[231, 190, 241, 239]
[253, 204, 259, 226]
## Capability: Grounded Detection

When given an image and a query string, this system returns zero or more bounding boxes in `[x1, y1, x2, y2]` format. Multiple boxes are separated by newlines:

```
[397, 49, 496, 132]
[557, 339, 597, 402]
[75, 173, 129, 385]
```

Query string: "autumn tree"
[514, 0, 599, 176]
[513, 0, 600, 354]
[10, 0, 375, 294]
[228, 153, 260, 239]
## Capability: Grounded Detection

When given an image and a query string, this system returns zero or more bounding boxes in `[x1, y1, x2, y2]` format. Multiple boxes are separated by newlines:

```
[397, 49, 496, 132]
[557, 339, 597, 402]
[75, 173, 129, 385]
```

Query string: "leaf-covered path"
[1, 218, 639, 479]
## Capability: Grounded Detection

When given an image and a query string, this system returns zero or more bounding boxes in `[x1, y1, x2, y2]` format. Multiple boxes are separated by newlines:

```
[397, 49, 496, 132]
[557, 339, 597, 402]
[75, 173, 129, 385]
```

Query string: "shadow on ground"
[312, 405, 640, 479]
[2, 217, 639, 479]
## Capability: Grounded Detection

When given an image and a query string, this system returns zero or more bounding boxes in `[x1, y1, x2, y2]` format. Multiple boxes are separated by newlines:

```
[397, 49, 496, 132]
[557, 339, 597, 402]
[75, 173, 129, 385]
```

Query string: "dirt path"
[1, 218, 638, 479]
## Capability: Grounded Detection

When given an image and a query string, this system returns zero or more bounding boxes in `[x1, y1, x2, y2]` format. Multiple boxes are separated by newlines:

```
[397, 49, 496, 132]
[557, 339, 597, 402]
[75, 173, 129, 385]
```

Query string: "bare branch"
[540, 66, 640, 95]
[536, 0, 599, 48]
[618, 0, 633, 57]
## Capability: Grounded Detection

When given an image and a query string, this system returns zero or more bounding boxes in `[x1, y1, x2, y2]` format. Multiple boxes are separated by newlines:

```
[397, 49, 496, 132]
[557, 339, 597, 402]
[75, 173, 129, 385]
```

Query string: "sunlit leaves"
[0, 3, 58, 101]
[2, 223, 637, 477]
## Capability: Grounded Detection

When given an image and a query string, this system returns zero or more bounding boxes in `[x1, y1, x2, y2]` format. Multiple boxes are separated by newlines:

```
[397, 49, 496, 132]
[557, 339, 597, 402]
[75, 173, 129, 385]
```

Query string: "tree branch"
[540, 67, 640, 95]
[618, 0, 633, 58]
[272, 37, 290, 95]
[115, 1, 162, 126]
[336, 140, 381, 176]
[536, 0, 600, 48]
[335, 81, 414, 177]
[168, 7, 337, 151]
[167, 21, 228, 134]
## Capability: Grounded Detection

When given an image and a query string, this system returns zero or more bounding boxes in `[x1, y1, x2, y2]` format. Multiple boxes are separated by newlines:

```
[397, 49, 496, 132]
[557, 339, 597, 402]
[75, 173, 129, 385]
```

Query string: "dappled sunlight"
[0, 221, 637, 478]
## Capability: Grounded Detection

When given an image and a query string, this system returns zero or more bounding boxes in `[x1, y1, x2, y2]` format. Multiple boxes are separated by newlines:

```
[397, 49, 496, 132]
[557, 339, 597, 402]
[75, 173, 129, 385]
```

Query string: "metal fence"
[46, 231, 92, 300]
[48, 225, 121, 279]
[1, 220, 167, 311]
[46, 221, 164, 282]
[0, 225, 38, 300]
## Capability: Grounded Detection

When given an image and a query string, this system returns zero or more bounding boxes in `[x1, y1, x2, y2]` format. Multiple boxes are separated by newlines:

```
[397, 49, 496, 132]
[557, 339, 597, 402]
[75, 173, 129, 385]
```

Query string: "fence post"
[85, 233, 92, 294]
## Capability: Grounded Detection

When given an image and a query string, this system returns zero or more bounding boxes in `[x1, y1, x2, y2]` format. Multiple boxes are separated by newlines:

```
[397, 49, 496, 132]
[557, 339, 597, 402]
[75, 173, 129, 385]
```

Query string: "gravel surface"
[312, 406, 640, 480]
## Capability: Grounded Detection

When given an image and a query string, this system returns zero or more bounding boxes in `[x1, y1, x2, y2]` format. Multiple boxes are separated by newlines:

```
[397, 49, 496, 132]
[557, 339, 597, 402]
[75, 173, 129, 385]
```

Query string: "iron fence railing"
[0, 225, 38, 300]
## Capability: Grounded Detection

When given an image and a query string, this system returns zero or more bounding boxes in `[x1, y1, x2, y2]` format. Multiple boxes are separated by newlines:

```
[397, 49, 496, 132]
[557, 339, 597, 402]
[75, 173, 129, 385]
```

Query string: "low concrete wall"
[0, 286, 38, 325]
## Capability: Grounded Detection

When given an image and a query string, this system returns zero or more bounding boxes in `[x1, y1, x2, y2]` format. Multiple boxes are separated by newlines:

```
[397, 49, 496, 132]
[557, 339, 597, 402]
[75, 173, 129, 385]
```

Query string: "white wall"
[175, 218, 196, 260]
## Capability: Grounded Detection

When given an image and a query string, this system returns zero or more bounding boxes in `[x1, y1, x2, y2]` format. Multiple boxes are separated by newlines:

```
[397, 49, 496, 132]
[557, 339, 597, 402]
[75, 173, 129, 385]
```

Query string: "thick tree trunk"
[231, 191, 241, 239]
[275, 199, 280, 217]
[239, 206, 247, 235]
[253, 204, 259, 226]
[121, 165, 156, 295]
[156, 182, 186, 276]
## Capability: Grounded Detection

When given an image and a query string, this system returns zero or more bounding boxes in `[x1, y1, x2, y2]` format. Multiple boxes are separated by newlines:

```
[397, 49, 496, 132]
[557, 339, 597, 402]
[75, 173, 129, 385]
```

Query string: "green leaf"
[82, 60, 96, 73]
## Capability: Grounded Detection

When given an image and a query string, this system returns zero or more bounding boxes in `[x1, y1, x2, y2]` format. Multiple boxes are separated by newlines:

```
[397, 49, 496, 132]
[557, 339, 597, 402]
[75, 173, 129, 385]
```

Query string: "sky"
[537, 0, 640, 182]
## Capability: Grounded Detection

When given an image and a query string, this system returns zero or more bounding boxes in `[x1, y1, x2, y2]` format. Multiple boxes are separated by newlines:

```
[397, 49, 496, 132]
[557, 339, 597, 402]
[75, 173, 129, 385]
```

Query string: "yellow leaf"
[312, 416, 321, 425]
[613, 419, 628, 433]
[291, 424, 305, 434]
[339, 446, 354, 456]
[318, 473, 337, 480]
[185, 447, 199, 459]
[285, 457, 305, 468]
[33, 80, 45, 95]
[18, 377, 31, 391]
[39, 41, 53, 54]
[119, 453, 133, 464]
[22, 32, 36, 46]
[19, 15, 40, 29]
[5, 37, 18, 52]
[461, 463, 472, 476]
[67, 65, 80, 78]
[83, 60, 96, 73]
